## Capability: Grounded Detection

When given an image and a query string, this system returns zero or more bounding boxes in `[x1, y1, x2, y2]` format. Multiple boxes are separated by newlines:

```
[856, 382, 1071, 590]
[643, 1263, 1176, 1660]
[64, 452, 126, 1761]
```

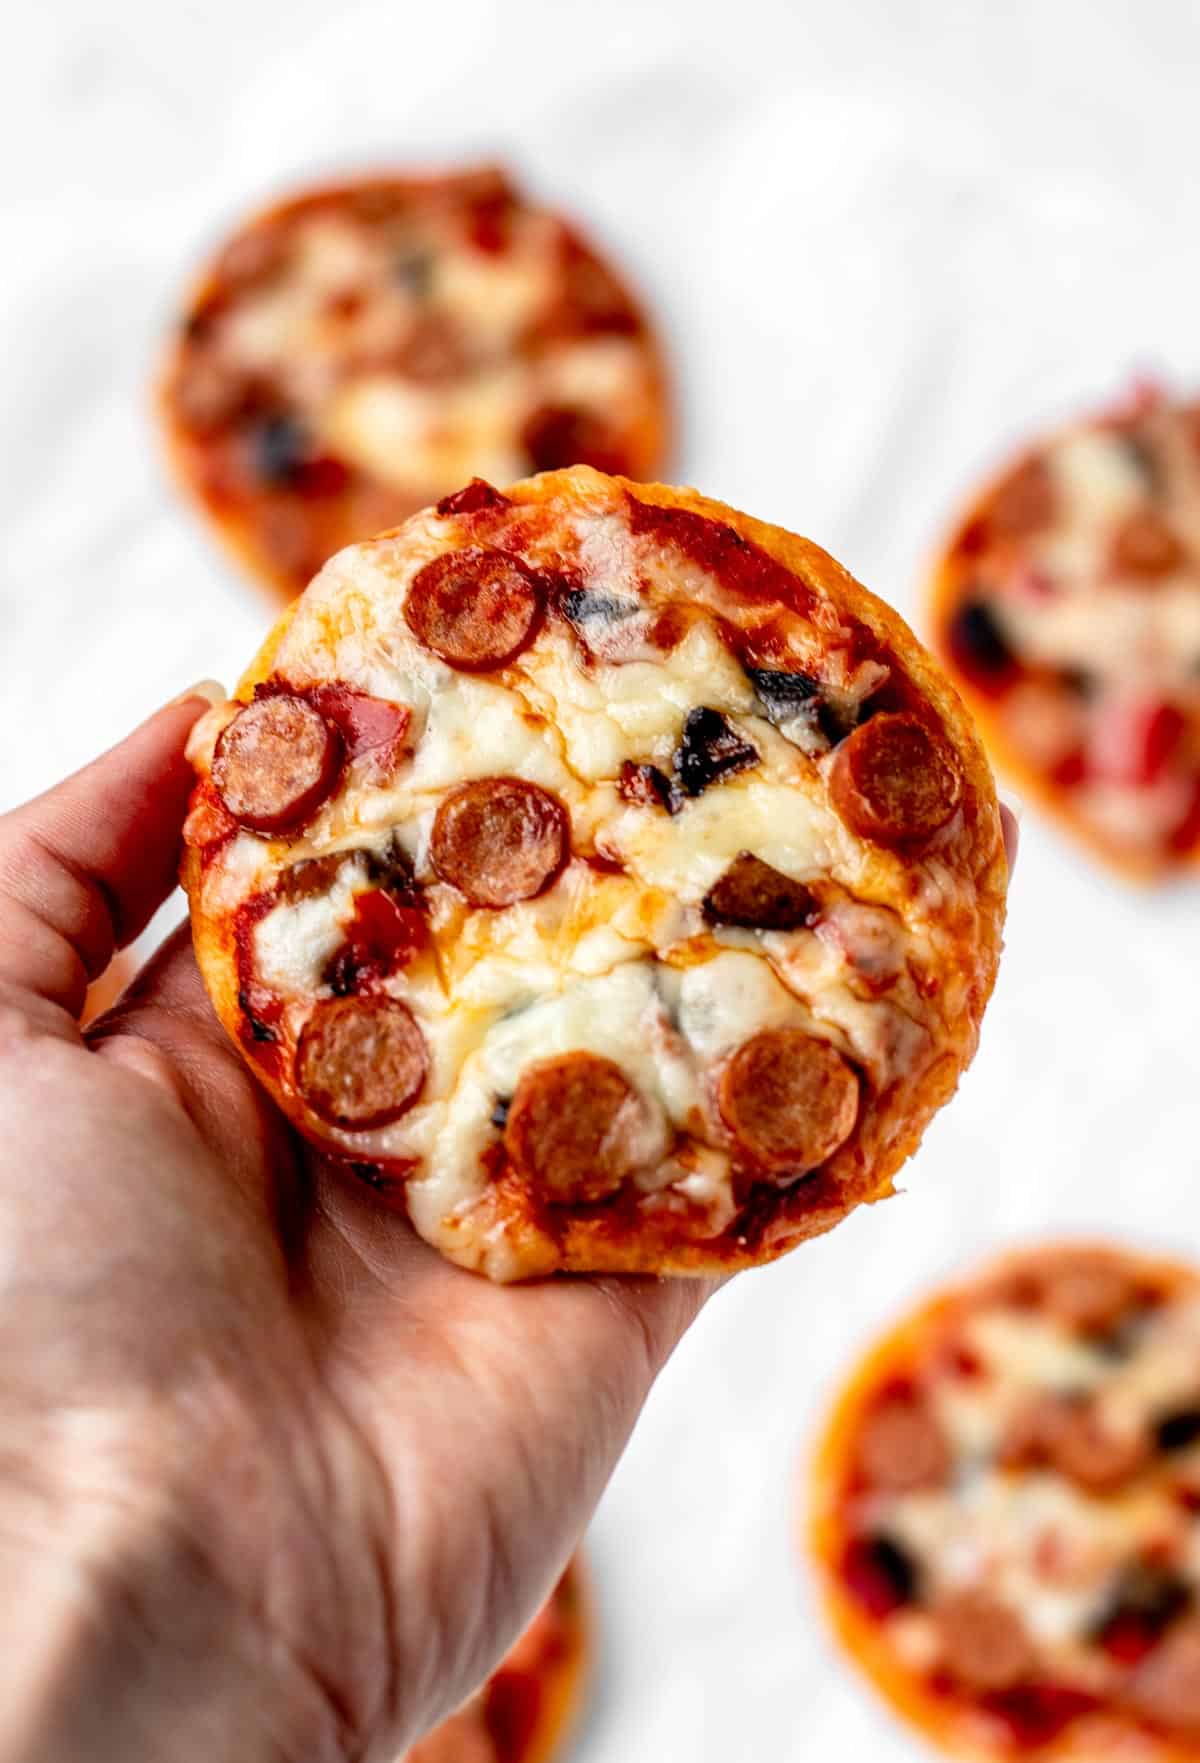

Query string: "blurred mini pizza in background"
[928, 381, 1200, 880]
[810, 1240, 1200, 1760]
[405, 1554, 591, 1763]
[159, 167, 670, 600]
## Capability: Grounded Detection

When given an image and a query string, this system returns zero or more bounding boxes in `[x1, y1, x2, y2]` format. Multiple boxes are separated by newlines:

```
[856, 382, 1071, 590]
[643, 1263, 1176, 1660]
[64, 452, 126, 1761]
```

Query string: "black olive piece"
[348, 1160, 389, 1190]
[560, 585, 641, 632]
[674, 707, 759, 798]
[745, 665, 851, 745]
[251, 412, 314, 486]
[947, 597, 1015, 681]
[237, 989, 277, 1043]
[1156, 1408, 1200, 1452]
[858, 1533, 919, 1607]
[745, 666, 821, 706]
[491, 1096, 512, 1130]
[1116, 430, 1163, 494]
[1089, 1562, 1192, 1646]
[393, 249, 434, 296]
[1059, 666, 1098, 700]
[618, 761, 681, 815]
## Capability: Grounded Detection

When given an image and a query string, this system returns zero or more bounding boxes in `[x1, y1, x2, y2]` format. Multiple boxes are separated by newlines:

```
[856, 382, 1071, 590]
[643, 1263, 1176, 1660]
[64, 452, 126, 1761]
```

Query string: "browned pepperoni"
[856, 1396, 949, 1492]
[936, 1590, 1035, 1691]
[212, 695, 340, 834]
[405, 548, 542, 670]
[504, 1051, 650, 1203]
[829, 712, 963, 846]
[702, 852, 817, 930]
[717, 1028, 859, 1175]
[431, 778, 568, 907]
[1111, 509, 1185, 579]
[295, 996, 427, 1129]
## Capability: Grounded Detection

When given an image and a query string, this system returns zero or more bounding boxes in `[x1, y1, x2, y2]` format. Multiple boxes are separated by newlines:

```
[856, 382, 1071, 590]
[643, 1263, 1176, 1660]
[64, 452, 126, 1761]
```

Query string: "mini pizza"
[181, 466, 1006, 1281]
[929, 380, 1200, 879]
[159, 166, 669, 600]
[405, 1555, 591, 1763]
[810, 1242, 1200, 1761]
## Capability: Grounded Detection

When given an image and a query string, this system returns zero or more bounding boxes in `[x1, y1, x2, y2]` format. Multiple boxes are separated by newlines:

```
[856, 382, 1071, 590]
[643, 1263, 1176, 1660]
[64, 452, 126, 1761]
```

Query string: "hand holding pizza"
[0, 689, 703, 1760]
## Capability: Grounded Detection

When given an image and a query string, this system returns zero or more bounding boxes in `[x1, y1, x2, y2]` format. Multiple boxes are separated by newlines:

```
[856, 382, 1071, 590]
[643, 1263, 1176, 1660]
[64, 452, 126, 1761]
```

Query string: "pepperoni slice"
[1130, 1619, 1200, 1734]
[829, 712, 963, 845]
[717, 1028, 859, 1175]
[295, 996, 427, 1129]
[856, 1396, 949, 1492]
[431, 778, 568, 907]
[504, 1051, 650, 1203]
[935, 1590, 1035, 1691]
[212, 694, 340, 834]
[702, 852, 816, 930]
[405, 547, 542, 670]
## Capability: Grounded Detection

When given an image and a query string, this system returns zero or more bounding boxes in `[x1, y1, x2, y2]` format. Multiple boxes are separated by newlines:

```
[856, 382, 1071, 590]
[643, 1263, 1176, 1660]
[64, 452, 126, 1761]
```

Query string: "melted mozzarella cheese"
[604, 768, 834, 900]
[326, 369, 530, 496]
[254, 864, 363, 994]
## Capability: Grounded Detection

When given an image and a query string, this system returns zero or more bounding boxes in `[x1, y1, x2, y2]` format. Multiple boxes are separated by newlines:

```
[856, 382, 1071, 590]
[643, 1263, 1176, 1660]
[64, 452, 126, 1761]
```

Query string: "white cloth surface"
[4, 1, 1200, 1756]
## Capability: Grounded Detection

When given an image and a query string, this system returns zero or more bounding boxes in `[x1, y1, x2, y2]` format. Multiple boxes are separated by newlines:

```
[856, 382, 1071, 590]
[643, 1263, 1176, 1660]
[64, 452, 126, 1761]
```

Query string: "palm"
[0, 696, 703, 1761]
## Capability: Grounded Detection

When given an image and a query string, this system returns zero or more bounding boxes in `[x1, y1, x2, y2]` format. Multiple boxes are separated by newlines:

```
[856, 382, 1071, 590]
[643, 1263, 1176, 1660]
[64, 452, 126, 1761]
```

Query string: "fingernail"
[1001, 792, 1024, 823]
[171, 679, 227, 709]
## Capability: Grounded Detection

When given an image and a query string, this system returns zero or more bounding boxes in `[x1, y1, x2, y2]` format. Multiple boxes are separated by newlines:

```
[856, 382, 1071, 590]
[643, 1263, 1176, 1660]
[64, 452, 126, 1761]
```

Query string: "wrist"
[0, 1370, 353, 1763]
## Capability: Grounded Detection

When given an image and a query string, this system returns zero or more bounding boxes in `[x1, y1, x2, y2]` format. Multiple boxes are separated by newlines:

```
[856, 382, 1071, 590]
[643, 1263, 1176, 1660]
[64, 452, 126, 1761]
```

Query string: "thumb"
[0, 684, 223, 1018]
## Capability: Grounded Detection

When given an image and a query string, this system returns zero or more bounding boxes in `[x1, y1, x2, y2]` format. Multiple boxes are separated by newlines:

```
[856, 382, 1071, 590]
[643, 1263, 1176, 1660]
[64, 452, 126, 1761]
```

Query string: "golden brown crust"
[183, 467, 1006, 1279]
[808, 1241, 1200, 1762]
[157, 167, 672, 605]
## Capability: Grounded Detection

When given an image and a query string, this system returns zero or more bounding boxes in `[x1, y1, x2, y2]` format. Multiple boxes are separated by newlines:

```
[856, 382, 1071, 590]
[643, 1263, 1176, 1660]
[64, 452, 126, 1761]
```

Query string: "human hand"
[0, 691, 707, 1763]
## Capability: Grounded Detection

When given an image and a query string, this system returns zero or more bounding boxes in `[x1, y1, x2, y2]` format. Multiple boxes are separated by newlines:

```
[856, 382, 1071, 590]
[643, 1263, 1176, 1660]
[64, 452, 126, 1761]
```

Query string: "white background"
[4, 2, 1200, 1757]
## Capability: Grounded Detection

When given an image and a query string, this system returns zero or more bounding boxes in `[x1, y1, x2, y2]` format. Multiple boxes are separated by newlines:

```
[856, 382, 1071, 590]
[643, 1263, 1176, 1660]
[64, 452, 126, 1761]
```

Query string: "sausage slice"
[504, 1050, 651, 1203]
[405, 547, 542, 670]
[431, 778, 568, 907]
[718, 1027, 859, 1175]
[212, 694, 341, 834]
[935, 1590, 1035, 1691]
[296, 995, 427, 1128]
[1130, 1619, 1200, 1733]
[856, 1395, 949, 1492]
[702, 852, 816, 930]
[829, 712, 963, 845]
